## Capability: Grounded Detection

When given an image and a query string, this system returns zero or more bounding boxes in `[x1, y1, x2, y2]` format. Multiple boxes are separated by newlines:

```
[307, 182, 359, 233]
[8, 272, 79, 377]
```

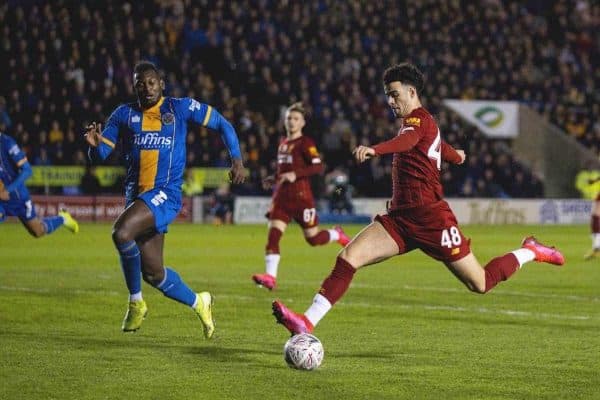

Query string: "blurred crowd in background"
[1, 0, 598, 199]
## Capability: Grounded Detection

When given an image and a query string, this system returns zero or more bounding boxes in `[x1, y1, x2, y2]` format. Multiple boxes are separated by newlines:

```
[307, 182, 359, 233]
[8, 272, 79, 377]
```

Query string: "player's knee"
[466, 280, 486, 294]
[29, 228, 45, 238]
[142, 268, 164, 286]
[112, 226, 132, 244]
[336, 250, 360, 270]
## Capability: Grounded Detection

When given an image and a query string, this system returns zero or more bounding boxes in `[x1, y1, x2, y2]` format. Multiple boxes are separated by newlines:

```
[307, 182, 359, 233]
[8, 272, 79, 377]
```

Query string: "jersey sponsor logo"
[278, 154, 292, 164]
[131, 115, 141, 123]
[161, 112, 175, 125]
[405, 117, 421, 126]
[134, 132, 173, 148]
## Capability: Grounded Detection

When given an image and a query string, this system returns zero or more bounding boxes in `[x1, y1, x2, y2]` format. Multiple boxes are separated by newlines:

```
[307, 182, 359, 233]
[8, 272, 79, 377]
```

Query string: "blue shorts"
[136, 187, 182, 234]
[0, 198, 37, 223]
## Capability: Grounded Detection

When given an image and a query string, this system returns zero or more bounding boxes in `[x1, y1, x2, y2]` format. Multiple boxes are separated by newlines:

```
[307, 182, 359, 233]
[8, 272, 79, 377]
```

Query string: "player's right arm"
[441, 141, 466, 165]
[1, 136, 32, 200]
[86, 106, 124, 163]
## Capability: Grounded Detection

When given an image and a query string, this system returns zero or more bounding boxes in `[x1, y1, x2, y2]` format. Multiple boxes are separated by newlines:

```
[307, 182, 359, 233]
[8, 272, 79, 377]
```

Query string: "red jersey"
[272, 135, 324, 205]
[373, 107, 461, 210]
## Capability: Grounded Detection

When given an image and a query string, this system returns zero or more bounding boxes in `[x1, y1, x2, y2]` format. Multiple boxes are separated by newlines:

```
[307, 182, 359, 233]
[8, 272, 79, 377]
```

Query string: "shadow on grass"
[0, 329, 284, 367]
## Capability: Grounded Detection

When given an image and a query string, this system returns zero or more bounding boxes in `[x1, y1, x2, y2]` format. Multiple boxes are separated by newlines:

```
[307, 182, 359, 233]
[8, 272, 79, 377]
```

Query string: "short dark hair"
[383, 63, 425, 97]
[133, 60, 160, 77]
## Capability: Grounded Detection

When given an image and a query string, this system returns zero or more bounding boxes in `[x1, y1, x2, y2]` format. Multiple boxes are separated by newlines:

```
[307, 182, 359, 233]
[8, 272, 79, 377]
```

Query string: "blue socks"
[42, 216, 64, 234]
[116, 240, 142, 295]
[114, 241, 195, 307]
[156, 267, 196, 307]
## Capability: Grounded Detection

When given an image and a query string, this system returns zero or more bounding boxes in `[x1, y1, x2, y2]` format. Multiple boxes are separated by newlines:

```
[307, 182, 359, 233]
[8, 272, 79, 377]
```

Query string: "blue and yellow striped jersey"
[0, 132, 31, 200]
[93, 97, 241, 202]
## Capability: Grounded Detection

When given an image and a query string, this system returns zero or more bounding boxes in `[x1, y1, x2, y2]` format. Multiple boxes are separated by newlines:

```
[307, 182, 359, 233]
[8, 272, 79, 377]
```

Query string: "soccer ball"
[283, 333, 324, 370]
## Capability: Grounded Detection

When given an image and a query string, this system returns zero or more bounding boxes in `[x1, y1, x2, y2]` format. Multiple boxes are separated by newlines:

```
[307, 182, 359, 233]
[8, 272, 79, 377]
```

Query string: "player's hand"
[278, 171, 296, 184]
[456, 150, 466, 165]
[352, 145, 376, 163]
[0, 188, 9, 201]
[229, 159, 246, 184]
[262, 175, 276, 190]
[84, 122, 103, 147]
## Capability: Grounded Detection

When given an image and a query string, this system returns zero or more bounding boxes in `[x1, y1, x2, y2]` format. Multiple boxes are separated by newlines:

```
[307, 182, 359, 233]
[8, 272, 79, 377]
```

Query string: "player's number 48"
[441, 226, 462, 248]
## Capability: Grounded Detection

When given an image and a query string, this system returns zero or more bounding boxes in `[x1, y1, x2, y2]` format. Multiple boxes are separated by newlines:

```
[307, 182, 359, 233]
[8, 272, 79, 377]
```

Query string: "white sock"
[511, 248, 536, 268]
[593, 233, 600, 249]
[327, 229, 339, 242]
[304, 294, 332, 327]
[191, 294, 199, 309]
[265, 254, 281, 277]
[129, 292, 143, 302]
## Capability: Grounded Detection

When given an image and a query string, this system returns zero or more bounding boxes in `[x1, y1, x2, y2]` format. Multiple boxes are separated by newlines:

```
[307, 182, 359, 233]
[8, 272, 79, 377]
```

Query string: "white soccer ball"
[283, 333, 324, 370]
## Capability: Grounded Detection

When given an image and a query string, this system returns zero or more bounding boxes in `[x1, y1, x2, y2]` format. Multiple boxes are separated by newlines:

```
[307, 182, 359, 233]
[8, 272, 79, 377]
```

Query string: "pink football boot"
[521, 236, 565, 266]
[252, 273, 277, 290]
[272, 300, 314, 335]
[334, 226, 351, 247]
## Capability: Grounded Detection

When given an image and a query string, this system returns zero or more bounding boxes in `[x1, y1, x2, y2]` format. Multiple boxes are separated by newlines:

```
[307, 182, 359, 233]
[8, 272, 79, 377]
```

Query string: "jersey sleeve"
[295, 137, 324, 178]
[89, 105, 126, 162]
[6, 136, 28, 167]
[441, 141, 463, 164]
[372, 115, 425, 155]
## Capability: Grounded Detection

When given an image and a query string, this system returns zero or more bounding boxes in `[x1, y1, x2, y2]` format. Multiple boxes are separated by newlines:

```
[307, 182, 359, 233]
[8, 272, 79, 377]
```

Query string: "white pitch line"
[265, 279, 600, 303]
[0, 285, 596, 322]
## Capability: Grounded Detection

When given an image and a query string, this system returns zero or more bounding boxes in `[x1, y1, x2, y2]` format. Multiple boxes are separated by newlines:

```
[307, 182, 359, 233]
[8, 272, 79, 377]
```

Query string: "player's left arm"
[186, 99, 246, 184]
[441, 141, 466, 165]
[295, 140, 324, 179]
[354, 121, 422, 163]
[4, 139, 33, 195]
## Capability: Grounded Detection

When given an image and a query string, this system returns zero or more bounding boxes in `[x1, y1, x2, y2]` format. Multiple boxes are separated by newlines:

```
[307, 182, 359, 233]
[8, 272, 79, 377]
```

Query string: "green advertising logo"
[474, 106, 504, 128]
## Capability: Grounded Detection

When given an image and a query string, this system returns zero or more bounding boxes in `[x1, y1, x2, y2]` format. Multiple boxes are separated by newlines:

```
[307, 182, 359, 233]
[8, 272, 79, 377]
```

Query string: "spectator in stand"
[1, 1, 596, 198]
[80, 164, 102, 195]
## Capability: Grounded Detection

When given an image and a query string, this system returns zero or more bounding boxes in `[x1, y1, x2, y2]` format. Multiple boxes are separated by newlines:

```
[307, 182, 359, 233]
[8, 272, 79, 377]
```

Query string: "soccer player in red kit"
[272, 63, 565, 335]
[584, 177, 600, 260]
[252, 103, 350, 290]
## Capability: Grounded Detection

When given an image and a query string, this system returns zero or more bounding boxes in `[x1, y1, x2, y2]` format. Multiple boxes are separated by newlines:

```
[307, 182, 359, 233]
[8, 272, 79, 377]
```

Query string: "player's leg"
[112, 200, 155, 331]
[299, 206, 350, 247]
[137, 218, 214, 338]
[16, 200, 77, 238]
[20, 218, 46, 238]
[252, 217, 288, 290]
[273, 220, 399, 334]
[303, 225, 351, 247]
[446, 237, 564, 294]
[584, 198, 600, 260]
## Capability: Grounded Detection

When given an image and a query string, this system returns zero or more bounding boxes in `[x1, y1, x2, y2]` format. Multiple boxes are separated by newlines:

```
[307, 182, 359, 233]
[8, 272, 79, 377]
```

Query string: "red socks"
[592, 215, 600, 233]
[319, 257, 356, 305]
[265, 227, 283, 254]
[306, 230, 330, 246]
[484, 253, 520, 292]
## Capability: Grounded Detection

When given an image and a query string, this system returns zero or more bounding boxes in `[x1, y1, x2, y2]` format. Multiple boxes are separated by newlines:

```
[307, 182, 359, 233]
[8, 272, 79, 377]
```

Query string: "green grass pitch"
[1, 222, 598, 399]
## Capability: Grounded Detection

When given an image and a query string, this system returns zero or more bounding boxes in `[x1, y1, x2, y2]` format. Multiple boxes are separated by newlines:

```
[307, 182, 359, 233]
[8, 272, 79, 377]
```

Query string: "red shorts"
[266, 198, 319, 229]
[375, 200, 471, 262]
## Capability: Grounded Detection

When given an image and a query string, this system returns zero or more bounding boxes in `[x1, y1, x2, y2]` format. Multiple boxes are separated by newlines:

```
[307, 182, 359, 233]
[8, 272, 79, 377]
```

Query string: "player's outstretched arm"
[229, 158, 246, 184]
[352, 145, 376, 163]
[441, 141, 465, 165]
[84, 122, 103, 147]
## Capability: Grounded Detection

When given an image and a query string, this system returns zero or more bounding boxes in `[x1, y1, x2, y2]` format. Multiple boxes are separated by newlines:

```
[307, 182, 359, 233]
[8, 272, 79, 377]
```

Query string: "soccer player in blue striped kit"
[85, 61, 246, 338]
[0, 131, 79, 236]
